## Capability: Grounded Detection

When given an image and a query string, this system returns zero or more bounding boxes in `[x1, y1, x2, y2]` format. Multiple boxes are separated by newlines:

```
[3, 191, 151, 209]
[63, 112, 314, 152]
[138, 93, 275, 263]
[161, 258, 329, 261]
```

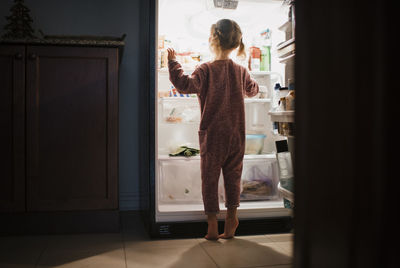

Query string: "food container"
[277, 122, 294, 136]
[245, 134, 266, 154]
[258, 86, 268, 98]
[240, 157, 280, 201]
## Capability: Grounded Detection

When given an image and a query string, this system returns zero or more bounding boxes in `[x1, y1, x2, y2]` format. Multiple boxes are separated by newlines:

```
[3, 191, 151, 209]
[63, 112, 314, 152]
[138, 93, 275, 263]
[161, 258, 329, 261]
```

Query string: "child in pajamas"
[167, 19, 259, 240]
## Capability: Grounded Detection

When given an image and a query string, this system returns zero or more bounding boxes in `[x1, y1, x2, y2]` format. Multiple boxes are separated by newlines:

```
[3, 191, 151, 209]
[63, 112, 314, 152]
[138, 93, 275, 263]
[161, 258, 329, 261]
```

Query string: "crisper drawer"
[158, 155, 280, 205]
[158, 157, 225, 205]
[240, 157, 280, 201]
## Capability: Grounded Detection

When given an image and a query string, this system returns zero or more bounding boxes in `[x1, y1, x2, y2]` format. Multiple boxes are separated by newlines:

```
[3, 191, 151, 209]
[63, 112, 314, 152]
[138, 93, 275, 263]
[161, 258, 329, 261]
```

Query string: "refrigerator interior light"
[213, 0, 239, 9]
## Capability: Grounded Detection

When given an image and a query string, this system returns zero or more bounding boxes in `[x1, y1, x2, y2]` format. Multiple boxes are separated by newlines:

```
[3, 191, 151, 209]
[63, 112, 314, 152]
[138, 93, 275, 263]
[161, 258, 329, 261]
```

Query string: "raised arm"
[243, 70, 259, 97]
[167, 48, 206, 95]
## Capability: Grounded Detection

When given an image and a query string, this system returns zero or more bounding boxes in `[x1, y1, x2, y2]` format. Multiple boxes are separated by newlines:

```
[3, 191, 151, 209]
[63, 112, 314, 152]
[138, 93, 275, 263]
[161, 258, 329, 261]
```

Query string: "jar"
[278, 97, 286, 111]
[285, 90, 295, 110]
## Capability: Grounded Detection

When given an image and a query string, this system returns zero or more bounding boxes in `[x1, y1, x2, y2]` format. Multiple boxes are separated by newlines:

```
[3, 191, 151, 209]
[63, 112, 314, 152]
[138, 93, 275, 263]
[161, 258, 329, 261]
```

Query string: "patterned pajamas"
[168, 59, 259, 214]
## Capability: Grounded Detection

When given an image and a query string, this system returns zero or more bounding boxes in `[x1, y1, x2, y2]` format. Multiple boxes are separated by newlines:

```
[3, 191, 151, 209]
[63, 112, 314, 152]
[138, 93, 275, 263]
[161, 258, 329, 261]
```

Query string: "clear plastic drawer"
[158, 157, 225, 205]
[158, 156, 280, 205]
[240, 157, 280, 201]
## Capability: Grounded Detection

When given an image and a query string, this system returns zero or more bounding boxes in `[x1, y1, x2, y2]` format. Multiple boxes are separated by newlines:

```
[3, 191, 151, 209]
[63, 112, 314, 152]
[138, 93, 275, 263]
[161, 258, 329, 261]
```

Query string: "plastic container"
[161, 98, 200, 123]
[158, 157, 225, 204]
[275, 140, 294, 208]
[272, 83, 281, 110]
[240, 157, 280, 201]
[245, 134, 266, 154]
[258, 86, 268, 99]
[275, 140, 293, 188]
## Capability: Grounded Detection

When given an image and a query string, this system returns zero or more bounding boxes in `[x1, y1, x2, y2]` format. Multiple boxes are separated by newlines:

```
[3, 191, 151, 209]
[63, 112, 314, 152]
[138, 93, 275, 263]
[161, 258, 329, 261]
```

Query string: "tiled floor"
[0, 212, 293, 268]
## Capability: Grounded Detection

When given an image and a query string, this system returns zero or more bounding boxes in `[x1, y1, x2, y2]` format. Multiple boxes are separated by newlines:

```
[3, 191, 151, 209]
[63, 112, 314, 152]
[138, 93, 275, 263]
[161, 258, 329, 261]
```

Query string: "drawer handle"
[29, 54, 37, 60]
[15, 53, 23, 60]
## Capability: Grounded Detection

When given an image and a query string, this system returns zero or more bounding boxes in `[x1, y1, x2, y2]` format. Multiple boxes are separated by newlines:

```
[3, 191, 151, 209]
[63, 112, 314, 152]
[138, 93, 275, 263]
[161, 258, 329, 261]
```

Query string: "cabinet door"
[26, 46, 118, 211]
[0, 45, 25, 212]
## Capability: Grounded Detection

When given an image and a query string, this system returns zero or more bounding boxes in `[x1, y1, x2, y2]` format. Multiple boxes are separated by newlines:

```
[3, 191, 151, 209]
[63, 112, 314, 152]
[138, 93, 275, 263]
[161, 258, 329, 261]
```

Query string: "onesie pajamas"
[168, 59, 259, 214]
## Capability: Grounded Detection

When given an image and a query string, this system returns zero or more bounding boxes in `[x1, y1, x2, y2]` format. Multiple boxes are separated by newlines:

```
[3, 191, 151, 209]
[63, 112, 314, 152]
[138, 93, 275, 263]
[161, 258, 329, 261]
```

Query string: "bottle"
[278, 86, 289, 99]
[248, 38, 261, 71]
[275, 140, 293, 190]
[285, 81, 295, 110]
[278, 97, 286, 111]
[272, 83, 281, 110]
[260, 29, 271, 71]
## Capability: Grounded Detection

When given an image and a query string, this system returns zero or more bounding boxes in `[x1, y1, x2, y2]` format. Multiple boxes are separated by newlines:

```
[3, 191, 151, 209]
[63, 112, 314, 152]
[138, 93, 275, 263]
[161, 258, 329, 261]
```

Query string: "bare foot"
[205, 214, 219, 240]
[218, 216, 238, 239]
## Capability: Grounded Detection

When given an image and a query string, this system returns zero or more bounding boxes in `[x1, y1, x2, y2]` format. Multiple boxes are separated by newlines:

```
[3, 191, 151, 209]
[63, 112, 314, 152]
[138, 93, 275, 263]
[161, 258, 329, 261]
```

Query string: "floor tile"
[0, 236, 47, 268]
[0, 248, 43, 268]
[197, 234, 274, 246]
[46, 233, 124, 251]
[36, 248, 126, 268]
[199, 238, 292, 268]
[273, 241, 293, 256]
[197, 235, 273, 248]
[125, 243, 217, 268]
[257, 265, 292, 268]
[265, 233, 293, 256]
[0, 235, 50, 251]
[266, 232, 293, 243]
[124, 235, 199, 249]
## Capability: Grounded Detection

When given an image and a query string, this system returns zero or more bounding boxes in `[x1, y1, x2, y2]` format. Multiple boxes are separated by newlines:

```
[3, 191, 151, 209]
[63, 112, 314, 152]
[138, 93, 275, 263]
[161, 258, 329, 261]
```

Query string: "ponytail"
[237, 38, 246, 58]
[210, 19, 245, 57]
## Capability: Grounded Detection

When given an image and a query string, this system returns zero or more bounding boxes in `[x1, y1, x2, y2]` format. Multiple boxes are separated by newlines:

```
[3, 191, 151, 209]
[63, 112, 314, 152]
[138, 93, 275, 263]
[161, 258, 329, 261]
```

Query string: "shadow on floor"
[170, 238, 292, 268]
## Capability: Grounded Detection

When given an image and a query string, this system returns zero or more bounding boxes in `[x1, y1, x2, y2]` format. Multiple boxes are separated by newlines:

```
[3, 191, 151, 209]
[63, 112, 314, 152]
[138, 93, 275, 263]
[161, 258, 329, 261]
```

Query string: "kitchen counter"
[0, 36, 125, 47]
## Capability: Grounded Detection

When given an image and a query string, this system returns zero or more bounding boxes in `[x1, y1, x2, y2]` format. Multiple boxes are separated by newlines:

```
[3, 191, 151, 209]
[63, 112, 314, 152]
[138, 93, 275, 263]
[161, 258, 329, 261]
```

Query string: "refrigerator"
[142, 0, 295, 238]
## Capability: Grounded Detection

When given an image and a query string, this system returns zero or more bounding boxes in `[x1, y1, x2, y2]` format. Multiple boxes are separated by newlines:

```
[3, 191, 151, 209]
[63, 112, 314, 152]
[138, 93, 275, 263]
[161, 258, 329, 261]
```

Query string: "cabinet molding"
[0, 45, 26, 212]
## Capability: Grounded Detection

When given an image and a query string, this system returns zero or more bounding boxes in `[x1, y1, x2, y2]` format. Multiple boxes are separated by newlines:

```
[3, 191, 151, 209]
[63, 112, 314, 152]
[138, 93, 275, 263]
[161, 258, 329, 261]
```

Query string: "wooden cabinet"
[0, 45, 26, 212]
[0, 44, 119, 213]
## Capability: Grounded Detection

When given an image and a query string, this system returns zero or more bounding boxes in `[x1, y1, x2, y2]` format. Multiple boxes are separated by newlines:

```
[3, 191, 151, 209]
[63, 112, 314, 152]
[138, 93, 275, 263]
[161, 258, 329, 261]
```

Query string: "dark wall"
[0, 0, 142, 210]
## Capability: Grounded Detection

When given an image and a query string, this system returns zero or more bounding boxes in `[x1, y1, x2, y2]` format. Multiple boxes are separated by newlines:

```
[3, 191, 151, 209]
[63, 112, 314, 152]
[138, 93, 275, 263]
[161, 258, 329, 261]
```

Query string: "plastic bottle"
[248, 38, 261, 71]
[260, 29, 271, 72]
[272, 83, 281, 110]
[275, 140, 293, 190]
[278, 86, 289, 99]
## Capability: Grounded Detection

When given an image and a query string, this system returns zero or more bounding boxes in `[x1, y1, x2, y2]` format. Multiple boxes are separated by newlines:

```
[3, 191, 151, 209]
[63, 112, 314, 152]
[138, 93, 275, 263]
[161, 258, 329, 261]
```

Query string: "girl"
[167, 19, 259, 240]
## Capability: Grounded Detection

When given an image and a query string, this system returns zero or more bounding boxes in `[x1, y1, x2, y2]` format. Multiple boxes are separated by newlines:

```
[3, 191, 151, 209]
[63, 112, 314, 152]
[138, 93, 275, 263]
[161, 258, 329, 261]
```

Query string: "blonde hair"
[210, 19, 245, 58]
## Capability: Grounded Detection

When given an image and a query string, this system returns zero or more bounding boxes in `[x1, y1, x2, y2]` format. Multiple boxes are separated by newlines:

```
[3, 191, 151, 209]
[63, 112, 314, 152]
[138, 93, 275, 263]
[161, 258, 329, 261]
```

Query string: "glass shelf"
[158, 97, 270, 103]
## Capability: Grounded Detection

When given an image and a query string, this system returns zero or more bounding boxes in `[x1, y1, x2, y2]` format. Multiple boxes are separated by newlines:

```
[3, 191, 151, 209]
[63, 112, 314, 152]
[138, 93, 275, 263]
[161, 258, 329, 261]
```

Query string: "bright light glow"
[158, 0, 289, 71]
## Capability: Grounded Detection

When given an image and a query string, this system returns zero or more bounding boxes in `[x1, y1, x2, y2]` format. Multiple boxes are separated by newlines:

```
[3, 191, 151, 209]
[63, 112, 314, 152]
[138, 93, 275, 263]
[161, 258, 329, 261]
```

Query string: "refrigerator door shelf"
[268, 110, 295, 123]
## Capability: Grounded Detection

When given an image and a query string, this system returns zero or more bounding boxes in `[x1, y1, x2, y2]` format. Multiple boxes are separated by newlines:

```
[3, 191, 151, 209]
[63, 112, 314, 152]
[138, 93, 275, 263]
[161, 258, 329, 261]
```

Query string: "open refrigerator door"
[268, 0, 295, 208]
[154, 0, 294, 231]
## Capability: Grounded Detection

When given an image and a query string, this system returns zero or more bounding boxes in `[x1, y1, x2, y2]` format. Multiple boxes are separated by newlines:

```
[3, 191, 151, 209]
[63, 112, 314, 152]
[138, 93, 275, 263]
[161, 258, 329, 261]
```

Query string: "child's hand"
[167, 48, 176, 61]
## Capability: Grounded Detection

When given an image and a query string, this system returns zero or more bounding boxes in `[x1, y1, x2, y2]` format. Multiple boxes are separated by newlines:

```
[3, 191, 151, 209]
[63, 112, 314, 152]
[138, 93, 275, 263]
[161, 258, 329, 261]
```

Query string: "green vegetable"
[169, 146, 200, 157]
